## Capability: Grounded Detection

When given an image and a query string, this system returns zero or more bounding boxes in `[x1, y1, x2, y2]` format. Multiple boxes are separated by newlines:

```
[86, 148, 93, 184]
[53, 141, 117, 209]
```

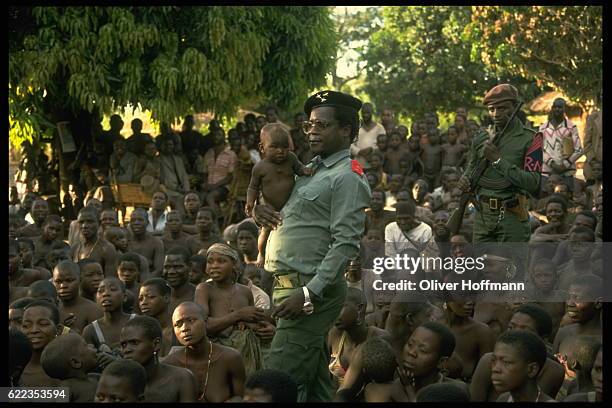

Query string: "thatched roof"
[526, 91, 582, 117]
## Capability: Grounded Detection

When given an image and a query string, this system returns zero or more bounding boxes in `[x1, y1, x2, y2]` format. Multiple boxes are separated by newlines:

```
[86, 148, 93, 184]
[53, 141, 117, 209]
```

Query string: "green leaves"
[467, 6, 602, 108]
[10, 6, 337, 139]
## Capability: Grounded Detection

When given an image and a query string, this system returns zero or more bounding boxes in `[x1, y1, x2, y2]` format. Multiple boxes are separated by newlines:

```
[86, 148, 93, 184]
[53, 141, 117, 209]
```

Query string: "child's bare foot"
[256, 253, 265, 268]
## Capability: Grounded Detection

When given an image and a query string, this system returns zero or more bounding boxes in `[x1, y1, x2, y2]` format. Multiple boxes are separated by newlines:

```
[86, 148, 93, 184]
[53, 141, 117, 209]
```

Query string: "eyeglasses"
[302, 120, 337, 133]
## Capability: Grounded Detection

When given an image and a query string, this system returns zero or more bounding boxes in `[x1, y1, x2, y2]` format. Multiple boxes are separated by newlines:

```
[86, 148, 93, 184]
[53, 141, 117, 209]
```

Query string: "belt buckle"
[276, 275, 294, 288]
[489, 198, 499, 210]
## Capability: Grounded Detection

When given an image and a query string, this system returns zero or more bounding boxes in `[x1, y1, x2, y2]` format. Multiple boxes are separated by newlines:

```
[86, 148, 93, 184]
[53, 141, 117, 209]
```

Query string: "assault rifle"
[446, 101, 524, 235]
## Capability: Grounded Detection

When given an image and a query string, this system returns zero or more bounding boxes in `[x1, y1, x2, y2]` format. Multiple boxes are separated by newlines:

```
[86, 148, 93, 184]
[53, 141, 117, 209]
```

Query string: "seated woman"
[327, 288, 388, 388]
[391, 322, 468, 402]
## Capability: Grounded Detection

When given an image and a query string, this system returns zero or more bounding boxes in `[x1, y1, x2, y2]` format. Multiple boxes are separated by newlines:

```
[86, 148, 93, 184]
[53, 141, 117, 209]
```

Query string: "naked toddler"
[245, 123, 313, 267]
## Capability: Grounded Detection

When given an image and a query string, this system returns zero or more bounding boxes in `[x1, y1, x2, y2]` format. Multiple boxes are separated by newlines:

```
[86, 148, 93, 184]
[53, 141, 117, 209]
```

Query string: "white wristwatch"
[302, 287, 314, 315]
[492, 157, 501, 167]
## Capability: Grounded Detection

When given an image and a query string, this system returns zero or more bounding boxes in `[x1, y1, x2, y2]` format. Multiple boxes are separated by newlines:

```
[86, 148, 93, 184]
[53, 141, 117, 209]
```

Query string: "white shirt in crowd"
[350, 122, 386, 168]
[147, 209, 168, 234]
[384, 221, 439, 275]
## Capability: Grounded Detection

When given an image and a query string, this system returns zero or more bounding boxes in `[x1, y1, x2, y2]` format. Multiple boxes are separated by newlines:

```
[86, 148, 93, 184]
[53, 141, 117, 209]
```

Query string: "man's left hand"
[483, 141, 501, 162]
[272, 289, 305, 320]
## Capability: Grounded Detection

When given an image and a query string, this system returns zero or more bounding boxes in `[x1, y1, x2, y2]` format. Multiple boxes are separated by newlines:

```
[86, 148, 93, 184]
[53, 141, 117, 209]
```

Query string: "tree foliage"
[362, 6, 502, 118]
[466, 6, 602, 109]
[9, 6, 337, 145]
[356, 6, 600, 120]
[331, 7, 382, 92]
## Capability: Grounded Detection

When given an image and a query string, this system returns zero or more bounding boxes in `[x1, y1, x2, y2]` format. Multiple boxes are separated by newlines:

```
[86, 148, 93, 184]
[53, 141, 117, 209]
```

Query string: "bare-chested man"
[17, 237, 51, 278]
[52, 260, 103, 334]
[181, 192, 201, 235]
[162, 210, 190, 252]
[163, 302, 246, 402]
[443, 274, 495, 382]
[70, 207, 117, 277]
[9, 240, 51, 302]
[163, 247, 197, 312]
[32, 215, 64, 268]
[185, 207, 223, 256]
[103, 226, 151, 279]
[121, 315, 196, 402]
[19, 198, 49, 238]
[553, 275, 602, 356]
[128, 208, 165, 277]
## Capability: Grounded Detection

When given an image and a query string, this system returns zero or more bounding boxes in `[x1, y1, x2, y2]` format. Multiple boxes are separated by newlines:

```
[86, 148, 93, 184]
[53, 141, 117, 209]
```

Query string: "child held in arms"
[245, 123, 313, 267]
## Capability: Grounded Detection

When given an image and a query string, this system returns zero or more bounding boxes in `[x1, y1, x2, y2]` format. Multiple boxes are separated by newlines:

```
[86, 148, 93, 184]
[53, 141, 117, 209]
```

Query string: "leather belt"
[479, 195, 519, 211]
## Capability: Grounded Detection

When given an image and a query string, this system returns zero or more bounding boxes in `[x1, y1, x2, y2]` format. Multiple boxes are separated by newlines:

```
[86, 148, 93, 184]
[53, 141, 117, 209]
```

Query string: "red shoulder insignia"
[351, 159, 364, 176]
[524, 132, 543, 172]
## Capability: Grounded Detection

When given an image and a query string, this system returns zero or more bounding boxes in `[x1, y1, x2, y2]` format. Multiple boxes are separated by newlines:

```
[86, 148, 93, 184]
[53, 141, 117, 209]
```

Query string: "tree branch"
[517, 46, 575, 76]
[338, 73, 362, 88]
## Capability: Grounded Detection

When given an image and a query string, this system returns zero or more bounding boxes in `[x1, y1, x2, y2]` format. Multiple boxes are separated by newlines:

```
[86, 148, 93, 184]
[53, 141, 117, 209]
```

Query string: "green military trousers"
[472, 205, 530, 243]
[266, 277, 347, 402]
[473, 205, 530, 278]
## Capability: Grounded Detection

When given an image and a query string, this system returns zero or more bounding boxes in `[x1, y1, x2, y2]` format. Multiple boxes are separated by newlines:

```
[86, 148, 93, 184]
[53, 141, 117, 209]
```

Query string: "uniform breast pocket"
[294, 186, 322, 216]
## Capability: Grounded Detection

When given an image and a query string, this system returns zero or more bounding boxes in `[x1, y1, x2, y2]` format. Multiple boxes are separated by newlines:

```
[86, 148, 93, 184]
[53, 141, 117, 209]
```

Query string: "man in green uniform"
[457, 84, 543, 243]
[253, 90, 371, 402]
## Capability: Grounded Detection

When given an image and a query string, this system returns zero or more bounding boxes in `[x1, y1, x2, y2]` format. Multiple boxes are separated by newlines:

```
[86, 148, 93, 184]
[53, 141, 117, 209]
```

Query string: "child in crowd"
[138, 278, 177, 357]
[491, 330, 555, 402]
[243, 368, 298, 402]
[117, 252, 143, 311]
[383, 131, 406, 176]
[189, 254, 208, 285]
[195, 243, 266, 376]
[41, 333, 99, 402]
[120, 315, 196, 402]
[52, 260, 103, 333]
[82, 277, 135, 357]
[421, 131, 444, 190]
[362, 337, 397, 402]
[441, 125, 467, 170]
[367, 151, 388, 190]
[77, 259, 104, 303]
[95, 359, 147, 402]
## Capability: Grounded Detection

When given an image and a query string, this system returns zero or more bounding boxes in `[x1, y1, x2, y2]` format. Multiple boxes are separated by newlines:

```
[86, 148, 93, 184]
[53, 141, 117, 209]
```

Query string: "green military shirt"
[264, 149, 371, 298]
[462, 117, 541, 199]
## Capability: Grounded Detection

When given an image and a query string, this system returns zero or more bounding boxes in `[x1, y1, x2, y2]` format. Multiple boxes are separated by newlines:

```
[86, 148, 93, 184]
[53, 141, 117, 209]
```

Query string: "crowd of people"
[8, 85, 603, 403]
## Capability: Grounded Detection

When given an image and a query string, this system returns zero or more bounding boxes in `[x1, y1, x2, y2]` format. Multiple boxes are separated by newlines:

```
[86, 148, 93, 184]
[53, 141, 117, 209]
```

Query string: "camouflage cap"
[304, 90, 362, 116]
[482, 84, 519, 106]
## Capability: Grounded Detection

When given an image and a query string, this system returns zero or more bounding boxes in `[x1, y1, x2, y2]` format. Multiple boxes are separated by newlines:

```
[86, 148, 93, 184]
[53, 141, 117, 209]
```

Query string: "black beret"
[304, 90, 362, 116]
[482, 84, 519, 106]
